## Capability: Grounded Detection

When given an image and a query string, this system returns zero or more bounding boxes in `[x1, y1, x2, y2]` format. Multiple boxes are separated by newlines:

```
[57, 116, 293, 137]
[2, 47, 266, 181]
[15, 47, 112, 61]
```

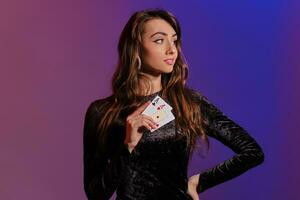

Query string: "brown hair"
[96, 8, 209, 155]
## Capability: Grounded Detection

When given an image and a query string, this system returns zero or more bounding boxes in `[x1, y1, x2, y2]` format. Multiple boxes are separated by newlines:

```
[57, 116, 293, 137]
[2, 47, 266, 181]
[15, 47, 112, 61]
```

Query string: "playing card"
[151, 95, 173, 111]
[142, 95, 175, 132]
[142, 95, 172, 116]
[148, 109, 175, 132]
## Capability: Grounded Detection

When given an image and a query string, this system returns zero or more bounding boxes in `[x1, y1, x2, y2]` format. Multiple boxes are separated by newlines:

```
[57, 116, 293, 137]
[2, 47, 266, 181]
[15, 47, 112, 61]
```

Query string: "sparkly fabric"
[83, 89, 264, 200]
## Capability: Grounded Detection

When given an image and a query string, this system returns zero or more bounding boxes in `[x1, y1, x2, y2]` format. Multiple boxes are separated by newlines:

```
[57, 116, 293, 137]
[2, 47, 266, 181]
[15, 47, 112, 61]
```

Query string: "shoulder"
[186, 88, 210, 104]
[85, 94, 115, 117]
[186, 88, 219, 117]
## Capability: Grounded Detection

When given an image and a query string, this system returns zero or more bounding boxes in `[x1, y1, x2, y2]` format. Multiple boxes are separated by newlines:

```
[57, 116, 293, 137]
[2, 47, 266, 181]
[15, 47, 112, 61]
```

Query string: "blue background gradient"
[0, 0, 298, 199]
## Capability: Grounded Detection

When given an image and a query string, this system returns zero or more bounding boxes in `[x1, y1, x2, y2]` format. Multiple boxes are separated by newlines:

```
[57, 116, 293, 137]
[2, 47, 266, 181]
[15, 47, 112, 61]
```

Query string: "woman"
[83, 9, 264, 200]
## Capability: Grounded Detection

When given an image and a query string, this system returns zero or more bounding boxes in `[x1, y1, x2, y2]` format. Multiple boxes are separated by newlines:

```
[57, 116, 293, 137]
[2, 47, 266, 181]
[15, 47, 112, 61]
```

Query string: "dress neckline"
[140, 89, 163, 97]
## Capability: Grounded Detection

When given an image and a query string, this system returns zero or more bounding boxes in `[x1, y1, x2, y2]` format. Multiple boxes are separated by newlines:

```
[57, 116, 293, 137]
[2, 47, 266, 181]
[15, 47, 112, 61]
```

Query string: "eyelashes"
[154, 39, 163, 43]
[154, 39, 178, 45]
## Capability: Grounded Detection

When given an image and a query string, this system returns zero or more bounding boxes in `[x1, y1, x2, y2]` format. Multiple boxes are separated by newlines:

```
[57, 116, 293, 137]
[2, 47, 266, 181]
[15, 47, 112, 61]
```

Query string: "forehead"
[142, 18, 176, 36]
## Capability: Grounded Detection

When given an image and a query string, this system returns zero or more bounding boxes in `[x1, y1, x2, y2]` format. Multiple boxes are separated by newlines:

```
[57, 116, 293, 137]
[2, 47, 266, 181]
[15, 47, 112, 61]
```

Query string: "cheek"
[149, 49, 164, 59]
[143, 46, 164, 61]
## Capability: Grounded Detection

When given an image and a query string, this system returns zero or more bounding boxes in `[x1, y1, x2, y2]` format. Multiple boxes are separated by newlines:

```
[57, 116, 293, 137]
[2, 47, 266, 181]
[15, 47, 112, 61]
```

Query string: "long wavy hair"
[96, 8, 209, 155]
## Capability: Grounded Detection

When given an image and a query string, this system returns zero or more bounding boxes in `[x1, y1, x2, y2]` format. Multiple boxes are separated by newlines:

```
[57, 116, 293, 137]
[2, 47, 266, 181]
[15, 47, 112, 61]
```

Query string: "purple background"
[1, 0, 299, 199]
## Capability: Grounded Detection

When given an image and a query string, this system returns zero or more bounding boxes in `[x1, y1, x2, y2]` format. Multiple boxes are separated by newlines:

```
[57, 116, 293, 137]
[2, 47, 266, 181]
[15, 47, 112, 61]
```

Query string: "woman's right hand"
[124, 100, 158, 153]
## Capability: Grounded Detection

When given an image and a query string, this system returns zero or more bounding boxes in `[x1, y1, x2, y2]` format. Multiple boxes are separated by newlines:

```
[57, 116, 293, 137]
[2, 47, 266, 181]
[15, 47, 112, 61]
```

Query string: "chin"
[151, 65, 173, 74]
[164, 66, 174, 73]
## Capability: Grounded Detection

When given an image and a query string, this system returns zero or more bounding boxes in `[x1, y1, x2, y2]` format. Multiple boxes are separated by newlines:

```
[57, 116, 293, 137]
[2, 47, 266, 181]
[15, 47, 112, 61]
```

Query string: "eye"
[154, 39, 163, 44]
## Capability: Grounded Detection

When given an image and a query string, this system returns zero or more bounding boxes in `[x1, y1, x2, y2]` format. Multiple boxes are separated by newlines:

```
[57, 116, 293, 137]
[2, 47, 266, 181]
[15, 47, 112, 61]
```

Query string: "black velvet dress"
[83, 89, 264, 200]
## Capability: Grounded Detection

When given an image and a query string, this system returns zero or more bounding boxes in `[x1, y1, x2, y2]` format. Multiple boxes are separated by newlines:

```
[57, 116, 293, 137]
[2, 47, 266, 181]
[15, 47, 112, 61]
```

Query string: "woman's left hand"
[187, 174, 200, 200]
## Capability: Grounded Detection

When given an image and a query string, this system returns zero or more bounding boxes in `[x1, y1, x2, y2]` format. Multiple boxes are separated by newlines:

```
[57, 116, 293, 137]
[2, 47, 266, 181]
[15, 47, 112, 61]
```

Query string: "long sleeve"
[194, 92, 265, 193]
[83, 99, 130, 200]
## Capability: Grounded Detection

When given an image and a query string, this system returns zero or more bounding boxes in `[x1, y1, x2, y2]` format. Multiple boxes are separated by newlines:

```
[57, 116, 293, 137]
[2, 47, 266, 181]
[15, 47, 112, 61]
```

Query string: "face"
[140, 18, 178, 75]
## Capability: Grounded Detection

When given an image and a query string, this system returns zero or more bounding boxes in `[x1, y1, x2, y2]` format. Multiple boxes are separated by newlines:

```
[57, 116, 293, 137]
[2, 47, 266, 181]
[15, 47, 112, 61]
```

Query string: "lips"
[164, 58, 175, 65]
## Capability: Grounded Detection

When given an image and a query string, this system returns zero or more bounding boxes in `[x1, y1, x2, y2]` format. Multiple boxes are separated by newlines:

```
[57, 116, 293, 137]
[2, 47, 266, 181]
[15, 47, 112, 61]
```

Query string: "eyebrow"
[150, 32, 177, 38]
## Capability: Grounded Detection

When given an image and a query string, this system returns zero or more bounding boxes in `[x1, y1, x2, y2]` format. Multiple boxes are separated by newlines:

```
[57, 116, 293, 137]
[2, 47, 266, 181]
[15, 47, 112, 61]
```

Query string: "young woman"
[83, 9, 264, 200]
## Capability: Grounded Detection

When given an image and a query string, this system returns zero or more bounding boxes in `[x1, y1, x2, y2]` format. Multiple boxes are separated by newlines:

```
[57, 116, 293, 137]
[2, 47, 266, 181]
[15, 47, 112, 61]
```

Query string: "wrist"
[124, 140, 137, 152]
[188, 174, 200, 187]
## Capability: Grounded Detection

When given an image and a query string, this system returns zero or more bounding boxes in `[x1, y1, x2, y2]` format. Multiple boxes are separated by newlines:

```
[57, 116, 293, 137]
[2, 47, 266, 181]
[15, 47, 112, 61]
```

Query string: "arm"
[194, 92, 265, 193]
[83, 100, 129, 200]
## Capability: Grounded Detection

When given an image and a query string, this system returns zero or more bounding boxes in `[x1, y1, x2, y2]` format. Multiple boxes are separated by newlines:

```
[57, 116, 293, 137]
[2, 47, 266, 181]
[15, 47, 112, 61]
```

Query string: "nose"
[166, 42, 176, 55]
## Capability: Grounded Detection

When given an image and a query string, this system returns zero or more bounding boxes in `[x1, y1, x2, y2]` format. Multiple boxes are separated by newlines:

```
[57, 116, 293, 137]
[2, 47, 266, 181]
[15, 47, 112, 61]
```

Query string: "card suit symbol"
[157, 104, 165, 110]
[152, 98, 159, 106]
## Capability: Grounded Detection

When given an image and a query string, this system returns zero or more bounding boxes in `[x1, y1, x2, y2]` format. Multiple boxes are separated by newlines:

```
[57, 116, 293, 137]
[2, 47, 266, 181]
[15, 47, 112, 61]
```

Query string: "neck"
[140, 73, 163, 95]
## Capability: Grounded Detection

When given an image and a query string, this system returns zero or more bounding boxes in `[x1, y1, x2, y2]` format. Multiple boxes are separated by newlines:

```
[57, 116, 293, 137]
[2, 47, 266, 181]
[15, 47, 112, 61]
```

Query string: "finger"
[138, 120, 153, 131]
[132, 116, 156, 130]
[141, 114, 158, 126]
[187, 192, 198, 200]
[133, 114, 157, 128]
[141, 117, 158, 129]
[131, 101, 151, 117]
[131, 115, 149, 128]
